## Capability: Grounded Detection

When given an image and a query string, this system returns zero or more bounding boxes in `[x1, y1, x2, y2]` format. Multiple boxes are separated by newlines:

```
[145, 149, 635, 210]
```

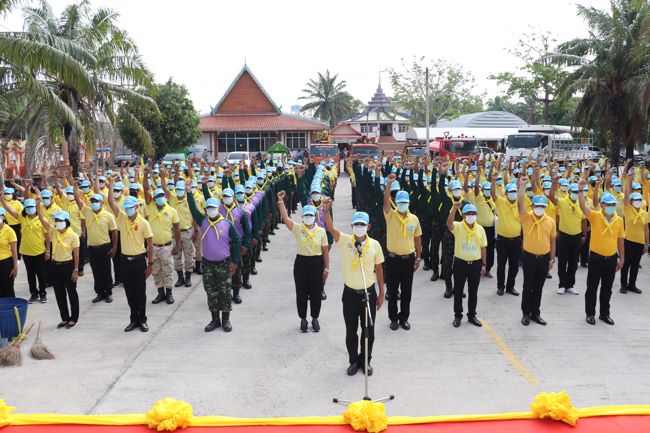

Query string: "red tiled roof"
[200, 114, 326, 132]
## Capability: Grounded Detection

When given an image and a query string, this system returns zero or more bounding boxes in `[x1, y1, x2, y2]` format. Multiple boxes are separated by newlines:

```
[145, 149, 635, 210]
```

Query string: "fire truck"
[428, 133, 478, 159]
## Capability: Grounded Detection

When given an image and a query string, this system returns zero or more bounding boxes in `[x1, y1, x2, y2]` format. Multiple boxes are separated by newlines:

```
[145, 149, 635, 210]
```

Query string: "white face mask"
[206, 208, 219, 219]
[632, 200, 642, 209]
[311, 193, 321, 203]
[482, 189, 490, 197]
[352, 225, 367, 237]
[176, 190, 184, 198]
[452, 190, 461, 198]
[569, 193, 579, 201]
[533, 207, 546, 217]
[560, 186, 568, 192]
[114, 191, 122, 198]
[66, 194, 75, 201]
[55, 221, 66, 231]
[223, 196, 234, 206]
[543, 189, 550, 196]
[303, 215, 316, 226]
[465, 215, 476, 225]
[397, 203, 409, 213]
[507, 192, 517, 201]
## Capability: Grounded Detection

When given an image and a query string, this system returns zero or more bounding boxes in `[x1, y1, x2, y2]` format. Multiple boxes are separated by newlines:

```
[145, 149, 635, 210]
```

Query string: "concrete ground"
[3, 174, 650, 417]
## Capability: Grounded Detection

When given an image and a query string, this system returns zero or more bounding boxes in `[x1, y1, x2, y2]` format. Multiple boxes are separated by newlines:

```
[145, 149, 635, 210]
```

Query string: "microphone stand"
[334, 238, 395, 405]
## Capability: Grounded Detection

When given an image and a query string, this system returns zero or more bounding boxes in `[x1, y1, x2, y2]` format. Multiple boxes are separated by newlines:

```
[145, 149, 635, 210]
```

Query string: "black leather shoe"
[222, 312, 232, 332]
[124, 322, 138, 332]
[311, 318, 320, 332]
[361, 364, 373, 376]
[184, 272, 192, 287]
[321, 291, 327, 300]
[453, 317, 461, 328]
[430, 272, 439, 282]
[628, 287, 642, 294]
[232, 293, 242, 304]
[104, 295, 113, 303]
[484, 272, 493, 279]
[242, 280, 252, 290]
[599, 315, 615, 325]
[204, 312, 221, 332]
[165, 289, 174, 304]
[620, 285, 628, 294]
[92, 294, 104, 303]
[586, 315, 596, 325]
[140, 322, 149, 332]
[262, 245, 268, 252]
[300, 318, 308, 332]
[531, 315, 547, 326]
[546, 273, 552, 279]
[251, 268, 258, 275]
[422, 263, 430, 271]
[468, 316, 482, 327]
[151, 288, 166, 304]
[347, 362, 359, 376]
[389, 320, 399, 330]
[112, 280, 122, 288]
[521, 314, 530, 326]
[443, 289, 452, 298]
[506, 288, 520, 296]
[255, 257, 263, 263]
[399, 320, 411, 330]
[497, 288, 504, 296]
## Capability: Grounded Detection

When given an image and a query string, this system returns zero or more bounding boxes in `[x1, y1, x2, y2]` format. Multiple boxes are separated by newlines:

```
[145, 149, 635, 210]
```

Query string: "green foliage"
[118, 79, 200, 158]
[389, 57, 484, 126]
[299, 70, 360, 128]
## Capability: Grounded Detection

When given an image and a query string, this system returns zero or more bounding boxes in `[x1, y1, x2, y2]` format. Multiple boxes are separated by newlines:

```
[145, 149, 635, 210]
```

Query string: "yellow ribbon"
[125, 214, 142, 242]
[52, 229, 72, 255]
[527, 214, 545, 240]
[600, 213, 620, 236]
[351, 239, 370, 270]
[313, 201, 324, 223]
[301, 224, 319, 247]
[201, 215, 224, 241]
[463, 221, 479, 242]
[631, 207, 645, 225]
[393, 209, 411, 237]
[564, 196, 580, 216]
[224, 204, 237, 224]
[150, 205, 169, 223]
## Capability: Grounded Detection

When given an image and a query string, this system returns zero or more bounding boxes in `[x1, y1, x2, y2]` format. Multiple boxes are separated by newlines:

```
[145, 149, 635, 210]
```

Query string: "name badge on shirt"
[407, 224, 416, 232]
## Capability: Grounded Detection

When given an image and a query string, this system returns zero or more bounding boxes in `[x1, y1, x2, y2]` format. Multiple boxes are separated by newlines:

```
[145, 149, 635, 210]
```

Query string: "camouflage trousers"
[202, 258, 231, 313]
[241, 250, 251, 280]
[231, 257, 243, 291]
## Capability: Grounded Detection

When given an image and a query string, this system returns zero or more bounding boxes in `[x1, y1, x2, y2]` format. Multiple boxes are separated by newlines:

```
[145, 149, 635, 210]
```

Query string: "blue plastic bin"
[0, 297, 28, 340]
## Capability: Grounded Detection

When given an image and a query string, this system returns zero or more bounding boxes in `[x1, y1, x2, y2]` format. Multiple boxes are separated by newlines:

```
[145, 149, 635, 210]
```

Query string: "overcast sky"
[2, 0, 610, 117]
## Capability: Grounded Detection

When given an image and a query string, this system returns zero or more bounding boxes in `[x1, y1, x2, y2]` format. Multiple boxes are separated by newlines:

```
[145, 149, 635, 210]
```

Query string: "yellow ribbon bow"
[351, 239, 370, 270]
[631, 207, 645, 225]
[343, 400, 388, 433]
[600, 212, 619, 236]
[527, 214, 545, 240]
[530, 391, 579, 426]
[145, 398, 193, 431]
[125, 214, 141, 242]
[201, 215, 224, 241]
[52, 229, 72, 255]
[0, 399, 15, 428]
[301, 224, 319, 247]
[393, 209, 411, 236]
[463, 221, 479, 242]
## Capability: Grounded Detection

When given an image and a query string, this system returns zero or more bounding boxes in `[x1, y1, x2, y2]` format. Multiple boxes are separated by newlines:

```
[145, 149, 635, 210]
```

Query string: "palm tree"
[300, 70, 357, 129]
[554, 0, 650, 166]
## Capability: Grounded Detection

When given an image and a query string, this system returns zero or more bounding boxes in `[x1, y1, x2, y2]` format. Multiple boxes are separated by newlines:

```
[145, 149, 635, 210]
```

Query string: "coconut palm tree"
[554, 0, 650, 165]
[300, 70, 357, 129]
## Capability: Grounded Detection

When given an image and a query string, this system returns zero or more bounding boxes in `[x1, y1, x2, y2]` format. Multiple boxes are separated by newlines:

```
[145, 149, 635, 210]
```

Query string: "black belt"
[560, 232, 582, 238]
[181, 228, 192, 232]
[524, 251, 549, 259]
[53, 260, 73, 265]
[344, 284, 376, 294]
[203, 257, 230, 265]
[88, 243, 111, 249]
[123, 254, 145, 261]
[590, 252, 618, 260]
[388, 252, 415, 260]
[454, 257, 483, 265]
[154, 241, 172, 247]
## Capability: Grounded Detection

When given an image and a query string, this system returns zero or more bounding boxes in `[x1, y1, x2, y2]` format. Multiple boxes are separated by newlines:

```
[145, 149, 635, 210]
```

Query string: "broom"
[30, 321, 55, 360]
[0, 307, 34, 367]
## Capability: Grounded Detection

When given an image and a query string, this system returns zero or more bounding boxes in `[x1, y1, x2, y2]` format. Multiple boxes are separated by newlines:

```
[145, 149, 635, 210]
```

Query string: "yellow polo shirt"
[452, 221, 487, 261]
[557, 197, 584, 235]
[146, 203, 179, 245]
[588, 210, 624, 257]
[3, 199, 22, 226]
[50, 227, 79, 262]
[18, 214, 47, 256]
[116, 211, 152, 256]
[0, 223, 17, 260]
[495, 196, 521, 238]
[384, 210, 422, 255]
[291, 223, 327, 256]
[61, 196, 83, 236]
[470, 192, 495, 227]
[624, 205, 647, 245]
[521, 212, 556, 255]
[81, 206, 117, 246]
[169, 195, 193, 230]
[337, 233, 384, 290]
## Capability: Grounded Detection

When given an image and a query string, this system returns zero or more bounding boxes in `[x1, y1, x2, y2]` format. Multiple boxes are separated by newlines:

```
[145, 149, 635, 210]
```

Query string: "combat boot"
[194, 260, 202, 275]
[204, 311, 221, 332]
[184, 271, 192, 287]
[165, 288, 174, 304]
[152, 287, 165, 304]
[232, 288, 242, 304]
[174, 271, 185, 287]
[222, 312, 232, 332]
[242, 277, 252, 289]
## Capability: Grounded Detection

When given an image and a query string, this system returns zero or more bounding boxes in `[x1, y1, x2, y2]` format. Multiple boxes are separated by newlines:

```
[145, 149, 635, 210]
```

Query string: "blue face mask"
[81, 187, 90, 194]
[91, 202, 101, 212]
[613, 186, 622, 193]
[236, 193, 245, 202]
[397, 203, 409, 213]
[155, 197, 166, 207]
[496, 180, 503, 187]
[25, 207, 36, 216]
[527, 168, 533, 176]
[125, 207, 136, 217]
[42, 198, 51, 206]
[604, 206, 616, 216]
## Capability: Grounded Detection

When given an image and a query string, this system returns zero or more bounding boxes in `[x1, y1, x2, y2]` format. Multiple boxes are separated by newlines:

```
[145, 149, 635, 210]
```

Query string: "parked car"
[225, 151, 250, 165]
[114, 154, 139, 166]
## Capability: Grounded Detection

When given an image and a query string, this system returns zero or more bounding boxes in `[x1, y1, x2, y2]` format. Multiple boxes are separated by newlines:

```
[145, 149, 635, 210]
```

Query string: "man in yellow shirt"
[108, 186, 154, 333]
[491, 174, 521, 296]
[383, 176, 422, 331]
[578, 182, 624, 326]
[471, 180, 496, 278]
[447, 202, 487, 328]
[620, 191, 648, 294]
[2, 187, 22, 260]
[0, 208, 18, 298]
[551, 183, 585, 295]
[517, 178, 556, 326]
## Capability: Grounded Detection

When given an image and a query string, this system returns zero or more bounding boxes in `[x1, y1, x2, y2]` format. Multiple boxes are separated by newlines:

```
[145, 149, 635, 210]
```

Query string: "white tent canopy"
[406, 127, 520, 142]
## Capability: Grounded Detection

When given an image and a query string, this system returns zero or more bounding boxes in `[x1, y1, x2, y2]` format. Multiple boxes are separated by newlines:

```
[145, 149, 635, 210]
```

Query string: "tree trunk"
[64, 123, 79, 177]
[625, 142, 635, 161]
[609, 98, 624, 167]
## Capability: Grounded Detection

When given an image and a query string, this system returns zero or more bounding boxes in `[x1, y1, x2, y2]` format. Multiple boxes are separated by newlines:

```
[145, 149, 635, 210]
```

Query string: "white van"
[225, 151, 250, 165]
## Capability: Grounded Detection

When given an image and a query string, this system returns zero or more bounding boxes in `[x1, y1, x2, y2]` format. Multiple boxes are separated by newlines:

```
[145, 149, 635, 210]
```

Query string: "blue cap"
[630, 192, 643, 201]
[121, 196, 139, 209]
[129, 183, 141, 190]
[532, 195, 548, 207]
[450, 180, 462, 190]
[395, 190, 410, 203]
[4, 187, 14, 194]
[41, 189, 53, 198]
[612, 179, 622, 186]
[542, 175, 551, 182]
[302, 205, 317, 216]
[245, 181, 255, 189]
[481, 181, 491, 190]
[65, 186, 74, 194]
[588, 175, 597, 182]
[23, 198, 36, 208]
[113, 182, 124, 191]
[574, 168, 581, 174]
[91, 193, 104, 202]
[217, 172, 224, 178]
[569, 183, 579, 192]
[207, 176, 215, 182]
[53, 210, 70, 221]
[153, 189, 165, 197]
[559, 166, 566, 172]
[310, 185, 322, 194]
[389, 181, 400, 192]
[222, 188, 234, 197]
[234, 185, 245, 194]
[462, 203, 477, 214]
[542, 181, 552, 189]
[559, 178, 569, 186]
[505, 184, 517, 193]
[352, 211, 370, 225]
[600, 192, 617, 204]
[632, 182, 642, 190]
[175, 181, 185, 190]
[80, 179, 91, 187]
[206, 198, 219, 208]
[98, 176, 107, 182]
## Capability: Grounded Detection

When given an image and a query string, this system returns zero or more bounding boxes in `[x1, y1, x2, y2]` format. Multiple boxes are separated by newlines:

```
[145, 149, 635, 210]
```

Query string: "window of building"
[360, 124, 370, 134]
[286, 132, 306, 149]
[398, 124, 409, 133]
[217, 132, 277, 154]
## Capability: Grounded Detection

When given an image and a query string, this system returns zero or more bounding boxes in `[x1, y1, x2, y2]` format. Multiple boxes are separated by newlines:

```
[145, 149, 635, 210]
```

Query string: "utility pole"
[425, 67, 430, 146]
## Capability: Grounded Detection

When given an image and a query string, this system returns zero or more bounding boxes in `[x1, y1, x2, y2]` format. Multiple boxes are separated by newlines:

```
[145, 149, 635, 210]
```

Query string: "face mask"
[245, 188, 253, 195]
[527, 168, 533, 176]
[155, 197, 166, 207]
[311, 193, 321, 202]
[217, 178, 223, 185]
[66, 194, 75, 201]
[533, 207, 546, 217]
[256, 179, 263, 185]
[3, 194, 12, 201]
[236, 193, 245, 202]
[43, 198, 52, 206]
[55, 221, 66, 231]
[561, 186, 568, 192]
[570, 193, 578, 201]
[303, 215, 316, 226]
[176, 190, 185, 198]
[91, 202, 101, 212]
[233, 176, 240, 182]
[397, 203, 409, 213]
[352, 225, 367, 237]
[422, 180, 428, 186]
[496, 180, 503, 187]
[604, 206, 616, 216]
[526, 190, 534, 198]
[452, 190, 461, 198]
[507, 192, 517, 201]
[25, 207, 36, 216]
[267, 173, 273, 178]
[125, 207, 136, 217]
[465, 215, 476, 225]
[632, 200, 642, 209]
[81, 187, 90, 194]
[405, 176, 410, 182]
[223, 197, 234, 206]
[208, 182, 215, 188]
[206, 208, 219, 219]
[129, 177, 135, 183]
[114, 191, 122, 198]
[483, 189, 491, 197]
[613, 186, 622, 193]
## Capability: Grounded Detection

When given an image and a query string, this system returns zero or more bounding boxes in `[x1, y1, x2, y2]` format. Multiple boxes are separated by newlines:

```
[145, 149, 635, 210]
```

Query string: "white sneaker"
[566, 287, 579, 295]
[557, 287, 565, 294]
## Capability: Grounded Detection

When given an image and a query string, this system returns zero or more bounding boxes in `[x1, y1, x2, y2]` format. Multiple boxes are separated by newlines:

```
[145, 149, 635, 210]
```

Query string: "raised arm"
[624, 173, 632, 206]
[384, 174, 396, 214]
[276, 191, 294, 231]
[106, 177, 119, 216]
[517, 176, 527, 216]
[322, 197, 340, 242]
[578, 179, 592, 217]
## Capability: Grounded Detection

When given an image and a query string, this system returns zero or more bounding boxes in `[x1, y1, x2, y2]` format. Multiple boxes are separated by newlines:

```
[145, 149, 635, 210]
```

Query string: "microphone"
[355, 240, 363, 257]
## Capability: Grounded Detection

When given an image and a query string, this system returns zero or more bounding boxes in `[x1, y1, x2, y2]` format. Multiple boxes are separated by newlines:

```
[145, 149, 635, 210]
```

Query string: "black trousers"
[89, 243, 113, 296]
[621, 240, 643, 288]
[78, 235, 87, 272]
[483, 226, 496, 273]
[351, 186, 357, 209]
[23, 254, 46, 297]
[420, 222, 433, 267]
[112, 235, 122, 283]
[557, 232, 581, 289]
[342, 285, 377, 366]
[496, 235, 522, 291]
[580, 231, 591, 266]
[431, 222, 444, 272]
[521, 252, 549, 316]
[52, 261, 78, 322]
[386, 253, 415, 322]
[293, 255, 324, 319]
[586, 252, 617, 317]
[0, 257, 15, 297]
[121, 254, 147, 324]
[453, 258, 482, 318]
[9, 224, 21, 260]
